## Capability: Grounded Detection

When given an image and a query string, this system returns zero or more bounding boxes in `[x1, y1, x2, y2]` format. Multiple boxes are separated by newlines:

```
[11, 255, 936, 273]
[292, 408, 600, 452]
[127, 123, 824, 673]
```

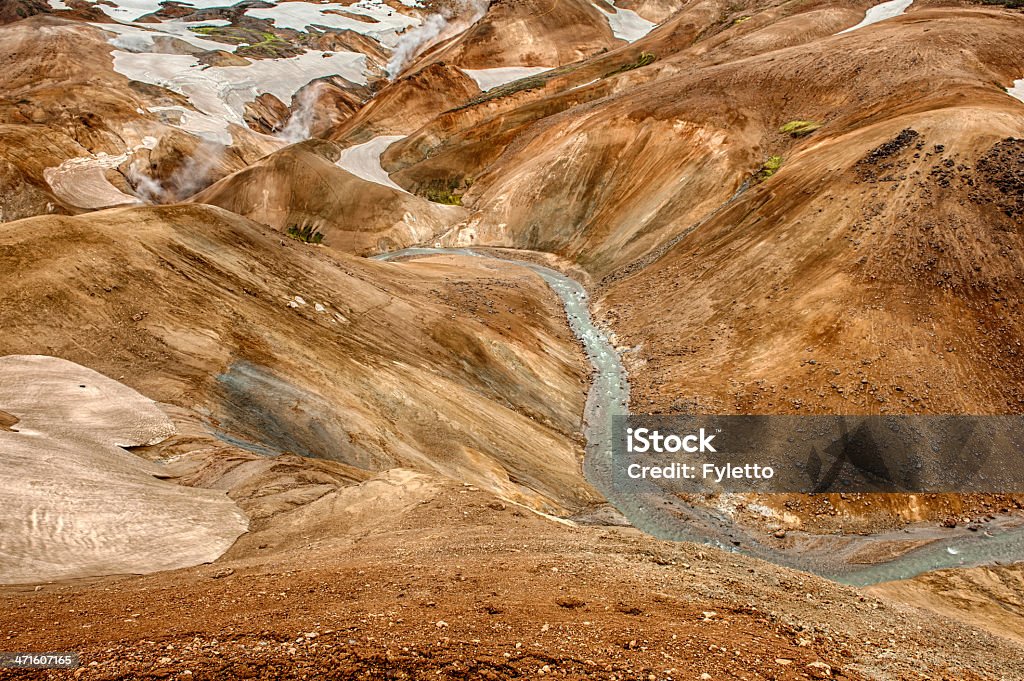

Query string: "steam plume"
[278, 83, 323, 144]
[386, 0, 490, 78]
[129, 141, 225, 203]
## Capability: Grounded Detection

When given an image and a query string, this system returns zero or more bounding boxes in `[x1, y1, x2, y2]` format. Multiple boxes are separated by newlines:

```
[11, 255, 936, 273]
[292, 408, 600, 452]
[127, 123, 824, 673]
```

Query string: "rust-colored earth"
[1, 0, 1024, 678]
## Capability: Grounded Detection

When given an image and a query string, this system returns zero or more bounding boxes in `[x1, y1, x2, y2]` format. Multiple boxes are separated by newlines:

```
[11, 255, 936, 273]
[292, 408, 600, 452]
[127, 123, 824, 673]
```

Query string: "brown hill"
[191, 140, 465, 254]
[423, 6, 1023, 279]
[376, 1, 1024, 536]
[331, 62, 481, 142]
[595, 8, 1024, 414]
[0, 16, 282, 219]
[362, 3, 1024, 418]
[2, 0, 1024, 675]
[870, 563, 1024, 646]
[411, 0, 624, 70]
[0, 203, 594, 513]
[375, 0, 839, 200]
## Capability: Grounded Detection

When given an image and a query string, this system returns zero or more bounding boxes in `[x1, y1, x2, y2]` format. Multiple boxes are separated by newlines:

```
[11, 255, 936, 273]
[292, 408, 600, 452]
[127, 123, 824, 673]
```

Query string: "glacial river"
[373, 247, 1024, 586]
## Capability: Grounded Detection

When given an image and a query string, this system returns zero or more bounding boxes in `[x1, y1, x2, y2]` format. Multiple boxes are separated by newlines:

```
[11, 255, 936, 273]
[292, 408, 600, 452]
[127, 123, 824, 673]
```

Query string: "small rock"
[435, 620, 448, 629]
[807, 661, 832, 678]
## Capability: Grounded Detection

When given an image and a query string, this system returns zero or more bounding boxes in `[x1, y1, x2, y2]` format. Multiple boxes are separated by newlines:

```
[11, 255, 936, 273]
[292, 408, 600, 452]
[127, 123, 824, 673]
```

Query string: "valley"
[1, 0, 1023, 678]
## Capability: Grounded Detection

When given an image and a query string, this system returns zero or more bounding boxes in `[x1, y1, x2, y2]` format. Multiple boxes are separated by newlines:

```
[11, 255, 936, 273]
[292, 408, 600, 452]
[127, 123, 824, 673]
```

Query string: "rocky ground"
[2, 478, 1022, 681]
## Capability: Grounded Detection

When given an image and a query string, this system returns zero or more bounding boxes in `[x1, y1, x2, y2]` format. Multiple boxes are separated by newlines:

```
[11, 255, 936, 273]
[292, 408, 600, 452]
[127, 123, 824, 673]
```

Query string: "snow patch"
[96, 20, 231, 53]
[247, 0, 416, 40]
[837, 0, 913, 34]
[112, 50, 367, 144]
[0, 355, 247, 585]
[43, 138, 158, 209]
[571, 78, 600, 91]
[461, 66, 551, 92]
[336, 135, 408, 192]
[148, 106, 233, 146]
[593, 1, 655, 42]
[1008, 79, 1024, 104]
[83, 0, 236, 22]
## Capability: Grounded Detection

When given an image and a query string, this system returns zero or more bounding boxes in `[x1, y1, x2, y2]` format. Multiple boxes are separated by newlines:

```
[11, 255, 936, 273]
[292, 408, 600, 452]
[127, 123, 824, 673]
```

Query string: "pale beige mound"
[43, 154, 142, 211]
[0, 355, 248, 584]
[192, 140, 464, 254]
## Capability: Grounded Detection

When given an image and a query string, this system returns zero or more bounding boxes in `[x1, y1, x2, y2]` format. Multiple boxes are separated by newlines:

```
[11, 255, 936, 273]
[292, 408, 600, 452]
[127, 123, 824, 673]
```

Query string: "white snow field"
[837, 0, 914, 34]
[97, 19, 231, 53]
[594, 1, 656, 42]
[247, 1, 417, 41]
[43, 138, 157, 209]
[92, 0, 394, 146]
[336, 135, 409, 192]
[74, 0, 420, 39]
[147, 106, 236, 146]
[112, 50, 367, 143]
[0, 355, 248, 585]
[1008, 79, 1024, 104]
[461, 66, 552, 92]
[78, 0, 237, 22]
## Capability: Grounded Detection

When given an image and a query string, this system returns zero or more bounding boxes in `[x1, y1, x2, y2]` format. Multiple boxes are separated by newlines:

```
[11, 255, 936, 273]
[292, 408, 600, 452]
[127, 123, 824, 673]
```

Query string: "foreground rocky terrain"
[4, 472, 1024, 680]
[1, 0, 1023, 677]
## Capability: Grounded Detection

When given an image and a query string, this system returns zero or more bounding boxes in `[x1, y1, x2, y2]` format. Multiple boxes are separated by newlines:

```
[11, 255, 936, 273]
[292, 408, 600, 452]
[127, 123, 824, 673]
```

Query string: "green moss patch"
[779, 120, 822, 137]
[756, 155, 783, 182]
[287, 224, 325, 244]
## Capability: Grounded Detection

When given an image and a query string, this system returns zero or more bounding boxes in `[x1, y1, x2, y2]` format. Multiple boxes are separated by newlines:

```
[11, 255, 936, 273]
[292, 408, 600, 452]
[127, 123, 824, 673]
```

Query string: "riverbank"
[373, 247, 1024, 587]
